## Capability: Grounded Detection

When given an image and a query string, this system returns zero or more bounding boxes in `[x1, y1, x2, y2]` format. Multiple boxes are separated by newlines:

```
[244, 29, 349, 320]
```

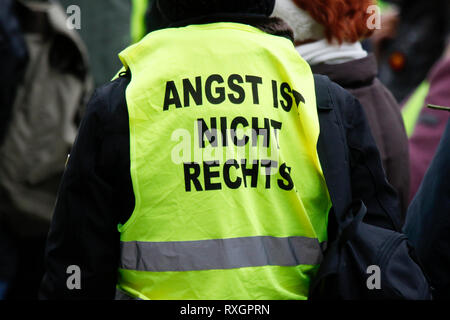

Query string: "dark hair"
[156, 0, 275, 23]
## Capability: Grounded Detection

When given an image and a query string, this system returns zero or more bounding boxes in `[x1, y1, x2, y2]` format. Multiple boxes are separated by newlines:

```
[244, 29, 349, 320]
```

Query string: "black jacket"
[39, 20, 402, 300]
[404, 119, 450, 299]
[378, 0, 449, 102]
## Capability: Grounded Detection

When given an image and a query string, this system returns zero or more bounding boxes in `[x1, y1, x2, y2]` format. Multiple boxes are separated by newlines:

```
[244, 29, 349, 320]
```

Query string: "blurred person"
[404, 118, 450, 299]
[369, 1, 400, 58]
[131, 0, 151, 43]
[0, 0, 28, 299]
[58, 0, 132, 86]
[40, 0, 402, 300]
[404, 37, 450, 201]
[272, 0, 410, 221]
[0, 0, 91, 299]
[373, 0, 449, 103]
[0, 0, 28, 145]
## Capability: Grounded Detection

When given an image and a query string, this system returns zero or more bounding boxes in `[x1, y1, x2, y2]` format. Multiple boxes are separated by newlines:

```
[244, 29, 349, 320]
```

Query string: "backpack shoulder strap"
[313, 74, 353, 229]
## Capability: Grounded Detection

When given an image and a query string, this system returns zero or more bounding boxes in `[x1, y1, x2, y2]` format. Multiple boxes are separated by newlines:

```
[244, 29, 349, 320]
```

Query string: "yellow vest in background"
[116, 22, 331, 300]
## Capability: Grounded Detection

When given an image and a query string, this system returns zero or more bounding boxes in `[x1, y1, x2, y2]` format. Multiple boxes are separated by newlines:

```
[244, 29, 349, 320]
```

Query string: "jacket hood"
[311, 54, 378, 89]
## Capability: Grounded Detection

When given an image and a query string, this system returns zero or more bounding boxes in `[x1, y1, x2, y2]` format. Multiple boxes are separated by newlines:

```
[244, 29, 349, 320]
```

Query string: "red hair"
[293, 0, 375, 43]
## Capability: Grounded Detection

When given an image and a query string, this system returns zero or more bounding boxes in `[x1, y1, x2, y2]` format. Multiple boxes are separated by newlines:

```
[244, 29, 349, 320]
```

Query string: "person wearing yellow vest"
[39, 0, 402, 300]
[117, 21, 331, 302]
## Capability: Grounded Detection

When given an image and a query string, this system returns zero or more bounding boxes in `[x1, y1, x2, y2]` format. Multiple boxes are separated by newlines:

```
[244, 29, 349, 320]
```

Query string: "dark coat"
[0, 0, 92, 238]
[405, 119, 450, 299]
[39, 18, 402, 299]
[311, 55, 410, 219]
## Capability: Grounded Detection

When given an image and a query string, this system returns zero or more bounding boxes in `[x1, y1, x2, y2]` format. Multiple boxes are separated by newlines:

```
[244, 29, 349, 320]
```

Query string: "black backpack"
[309, 200, 433, 300]
[310, 75, 433, 300]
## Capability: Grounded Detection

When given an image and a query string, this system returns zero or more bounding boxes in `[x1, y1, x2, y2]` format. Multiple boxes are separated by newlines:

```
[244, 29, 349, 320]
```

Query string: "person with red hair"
[272, 0, 410, 220]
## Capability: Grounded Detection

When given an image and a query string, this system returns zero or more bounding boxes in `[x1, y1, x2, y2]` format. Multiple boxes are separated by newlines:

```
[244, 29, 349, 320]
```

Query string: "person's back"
[0, 0, 91, 300]
[40, 0, 402, 300]
[116, 16, 331, 301]
[272, 0, 410, 219]
[376, 0, 448, 103]
[311, 57, 409, 216]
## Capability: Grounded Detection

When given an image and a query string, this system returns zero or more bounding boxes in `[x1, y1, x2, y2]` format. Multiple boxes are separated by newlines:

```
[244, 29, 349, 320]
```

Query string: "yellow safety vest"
[116, 22, 331, 300]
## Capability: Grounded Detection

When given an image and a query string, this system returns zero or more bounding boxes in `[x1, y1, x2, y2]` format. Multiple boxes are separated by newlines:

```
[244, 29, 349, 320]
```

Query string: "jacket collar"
[310, 54, 378, 89]
[168, 14, 294, 43]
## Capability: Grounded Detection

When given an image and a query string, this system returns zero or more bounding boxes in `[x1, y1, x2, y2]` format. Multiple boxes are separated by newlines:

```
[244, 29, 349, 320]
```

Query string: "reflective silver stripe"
[120, 236, 325, 272]
[115, 288, 142, 300]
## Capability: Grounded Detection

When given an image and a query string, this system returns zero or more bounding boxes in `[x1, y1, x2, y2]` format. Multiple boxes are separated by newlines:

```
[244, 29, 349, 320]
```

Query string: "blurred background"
[0, 0, 449, 300]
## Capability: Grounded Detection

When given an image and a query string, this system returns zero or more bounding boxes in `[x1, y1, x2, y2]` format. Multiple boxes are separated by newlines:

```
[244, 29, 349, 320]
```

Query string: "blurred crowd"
[0, 0, 449, 300]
